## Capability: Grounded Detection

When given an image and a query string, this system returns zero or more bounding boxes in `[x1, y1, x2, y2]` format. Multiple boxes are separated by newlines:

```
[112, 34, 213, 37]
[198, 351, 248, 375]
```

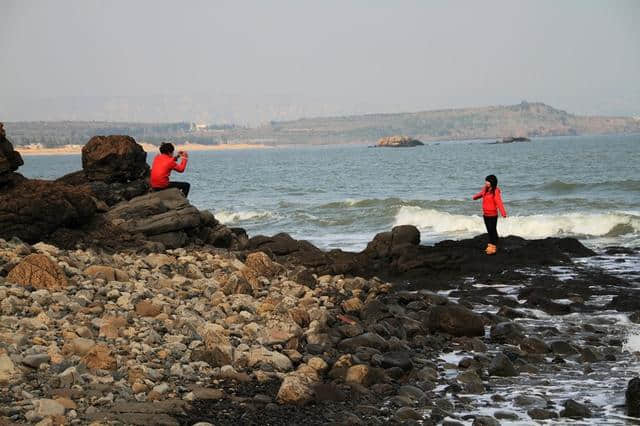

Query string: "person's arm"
[173, 152, 188, 173]
[495, 189, 507, 217]
[472, 188, 485, 200]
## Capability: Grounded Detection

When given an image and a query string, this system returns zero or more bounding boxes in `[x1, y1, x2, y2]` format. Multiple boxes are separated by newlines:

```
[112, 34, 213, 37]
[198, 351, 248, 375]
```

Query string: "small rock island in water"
[375, 135, 424, 147]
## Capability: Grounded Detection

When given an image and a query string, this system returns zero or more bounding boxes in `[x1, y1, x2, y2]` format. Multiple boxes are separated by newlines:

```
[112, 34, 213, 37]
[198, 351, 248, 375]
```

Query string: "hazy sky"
[1, 0, 639, 123]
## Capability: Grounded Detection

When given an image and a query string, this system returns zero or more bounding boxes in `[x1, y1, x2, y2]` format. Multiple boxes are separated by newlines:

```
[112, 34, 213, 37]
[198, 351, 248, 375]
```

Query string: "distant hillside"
[4, 102, 640, 147]
[251, 101, 640, 144]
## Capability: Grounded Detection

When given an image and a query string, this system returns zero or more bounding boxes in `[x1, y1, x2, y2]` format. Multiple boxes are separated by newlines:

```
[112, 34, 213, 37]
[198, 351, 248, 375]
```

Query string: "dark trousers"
[153, 181, 190, 197]
[483, 215, 498, 245]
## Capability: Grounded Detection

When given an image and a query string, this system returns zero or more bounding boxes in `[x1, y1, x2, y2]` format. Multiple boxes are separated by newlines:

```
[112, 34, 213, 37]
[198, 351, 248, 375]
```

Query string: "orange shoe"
[485, 244, 497, 255]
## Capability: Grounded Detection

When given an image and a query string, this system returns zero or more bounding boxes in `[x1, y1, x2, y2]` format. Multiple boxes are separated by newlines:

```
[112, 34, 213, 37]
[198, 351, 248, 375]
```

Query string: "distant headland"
[4, 101, 640, 148]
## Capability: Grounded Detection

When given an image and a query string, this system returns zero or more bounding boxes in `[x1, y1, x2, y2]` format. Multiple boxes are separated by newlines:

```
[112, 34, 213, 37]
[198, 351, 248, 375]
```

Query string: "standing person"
[472, 174, 507, 255]
[150, 142, 190, 197]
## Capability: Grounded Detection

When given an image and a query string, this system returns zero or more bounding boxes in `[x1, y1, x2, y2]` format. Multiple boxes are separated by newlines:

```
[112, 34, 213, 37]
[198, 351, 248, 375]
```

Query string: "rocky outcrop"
[82, 135, 149, 183]
[248, 226, 596, 290]
[0, 122, 24, 187]
[57, 135, 150, 207]
[375, 136, 424, 147]
[58, 170, 149, 207]
[106, 188, 247, 250]
[0, 178, 97, 244]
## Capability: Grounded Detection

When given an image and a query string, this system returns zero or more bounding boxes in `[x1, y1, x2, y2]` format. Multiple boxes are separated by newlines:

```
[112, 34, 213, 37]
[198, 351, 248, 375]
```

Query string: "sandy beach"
[16, 142, 271, 156]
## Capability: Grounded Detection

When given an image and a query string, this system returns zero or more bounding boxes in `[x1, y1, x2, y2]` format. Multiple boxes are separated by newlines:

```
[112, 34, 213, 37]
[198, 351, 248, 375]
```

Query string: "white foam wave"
[623, 331, 640, 354]
[215, 210, 273, 224]
[394, 206, 640, 240]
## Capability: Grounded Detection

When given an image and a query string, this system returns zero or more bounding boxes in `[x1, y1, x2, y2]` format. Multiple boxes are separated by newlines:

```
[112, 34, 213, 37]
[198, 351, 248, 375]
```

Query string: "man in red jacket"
[473, 174, 507, 255]
[150, 143, 190, 197]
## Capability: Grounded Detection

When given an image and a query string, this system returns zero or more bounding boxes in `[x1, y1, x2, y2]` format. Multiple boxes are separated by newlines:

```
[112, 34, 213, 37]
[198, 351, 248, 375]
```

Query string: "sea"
[22, 134, 640, 252]
[20, 133, 640, 424]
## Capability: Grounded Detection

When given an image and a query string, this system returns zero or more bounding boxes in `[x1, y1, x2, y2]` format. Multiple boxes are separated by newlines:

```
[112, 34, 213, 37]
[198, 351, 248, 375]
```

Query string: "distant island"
[494, 136, 531, 144]
[375, 136, 424, 148]
[4, 101, 640, 148]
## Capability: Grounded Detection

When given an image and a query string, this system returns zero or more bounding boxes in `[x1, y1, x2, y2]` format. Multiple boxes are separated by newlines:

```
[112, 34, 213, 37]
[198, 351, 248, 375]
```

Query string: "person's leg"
[486, 216, 498, 245]
[167, 181, 191, 197]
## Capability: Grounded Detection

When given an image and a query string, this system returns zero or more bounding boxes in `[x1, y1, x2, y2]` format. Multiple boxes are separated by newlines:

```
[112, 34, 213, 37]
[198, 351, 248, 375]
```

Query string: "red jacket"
[473, 187, 507, 217]
[150, 153, 188, 189]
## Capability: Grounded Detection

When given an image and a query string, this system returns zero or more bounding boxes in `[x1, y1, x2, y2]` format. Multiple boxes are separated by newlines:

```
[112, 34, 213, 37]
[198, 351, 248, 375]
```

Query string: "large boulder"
[105, 188, 246, 249]
[0, 122, 24, 187]
[106, 188, 201, 237]
[82, 135, 149, 183]
[0, 179, 97, 243]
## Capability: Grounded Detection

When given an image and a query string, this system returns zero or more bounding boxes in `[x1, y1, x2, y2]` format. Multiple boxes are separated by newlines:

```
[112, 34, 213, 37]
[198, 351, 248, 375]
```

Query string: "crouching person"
[150, 142, 190, 197]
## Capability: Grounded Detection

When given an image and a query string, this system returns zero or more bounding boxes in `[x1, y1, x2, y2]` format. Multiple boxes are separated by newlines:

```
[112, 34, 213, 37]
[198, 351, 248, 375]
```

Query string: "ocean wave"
[318, 197, 468, 210]
[215, 210, 274, 224]
[394, 206, 640, 239]
[539, 179, 640, 194]
[319, 198, 406, 209]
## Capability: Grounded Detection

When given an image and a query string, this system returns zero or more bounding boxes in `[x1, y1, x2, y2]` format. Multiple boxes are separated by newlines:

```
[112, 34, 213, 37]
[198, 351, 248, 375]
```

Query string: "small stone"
[135, 300, 163, 317]
[488, 353, 518, 377]
[34, 399, 65, 417]
[494, 411, 519, 420]
[22, 354, 51, 369]
[70, 337, 96, 355]
[397, 385, 425, 401]
[307, 357, 328, 373]
[153, 382, 170, 394]
[58, 366, 81, 387]
[472, 416, 500, 426]
[527, 408, 558, 420]
[82, 344, 116, 370]
[132, 382, 147, 394]
[0, 351, 20, 383]
[55, 397, 76, 409]
[395, 407, 422, 421]
[341, 297, 364, 313]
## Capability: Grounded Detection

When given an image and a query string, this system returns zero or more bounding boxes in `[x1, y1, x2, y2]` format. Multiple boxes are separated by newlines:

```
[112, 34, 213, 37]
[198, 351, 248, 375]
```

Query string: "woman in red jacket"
[150, 143, 190, 196]
[472, 174, 507, 255]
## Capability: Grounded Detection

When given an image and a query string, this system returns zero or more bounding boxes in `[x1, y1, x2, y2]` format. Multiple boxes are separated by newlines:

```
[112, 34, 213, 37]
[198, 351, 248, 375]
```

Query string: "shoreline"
[16, 142, 272, 156]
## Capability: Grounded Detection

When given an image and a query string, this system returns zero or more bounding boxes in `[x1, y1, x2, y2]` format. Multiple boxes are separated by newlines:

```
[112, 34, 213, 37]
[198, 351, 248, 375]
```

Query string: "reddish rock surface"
[82, 135, 149, 183]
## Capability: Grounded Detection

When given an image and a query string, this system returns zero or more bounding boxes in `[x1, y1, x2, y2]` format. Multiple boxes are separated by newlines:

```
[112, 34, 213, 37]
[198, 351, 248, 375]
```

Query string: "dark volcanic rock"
[250, 226, 596, 291]
[378, 351, 413, 371]
[560, 399, 591, 418]
[106, 188, 201, 235]
[427, 304, 485, 337]
[0, 179, 97, 243]
[626, 377, 640, 417]
[0, 122, 24, 187]
[337, 332, 389, 352]
[606, 291, 640, 312]
[82, 135, 149, 183]
[527, 408, 558, 420]
[488, 353, 518, 377]
[58, 170, 149, 206]
[490, 321, 525, 344]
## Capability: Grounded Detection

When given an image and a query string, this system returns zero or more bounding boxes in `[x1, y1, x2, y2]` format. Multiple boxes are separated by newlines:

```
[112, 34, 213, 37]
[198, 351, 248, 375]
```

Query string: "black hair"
[159, 142, 175, 155]
[485, 174, 498, 193]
